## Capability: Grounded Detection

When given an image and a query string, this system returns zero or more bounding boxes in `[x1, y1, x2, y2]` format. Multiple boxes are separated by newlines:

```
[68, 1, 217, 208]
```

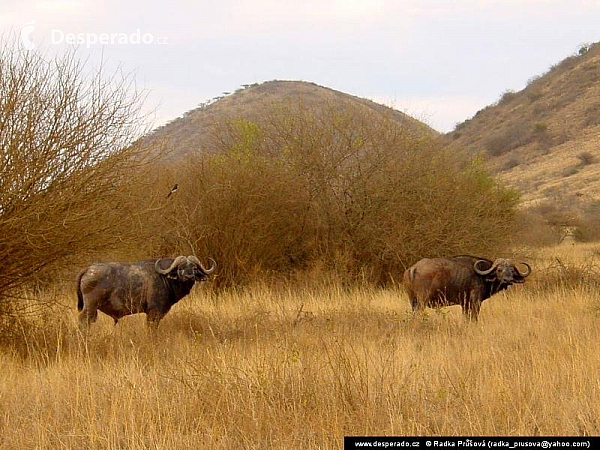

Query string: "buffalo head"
[474, 258, 531, 285]
[155, 255, 217, 282]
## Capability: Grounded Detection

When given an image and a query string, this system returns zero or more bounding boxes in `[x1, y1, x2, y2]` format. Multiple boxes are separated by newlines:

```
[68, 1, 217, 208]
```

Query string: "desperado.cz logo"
[20, 21, 36, 50]
[20, 21, 168, 49]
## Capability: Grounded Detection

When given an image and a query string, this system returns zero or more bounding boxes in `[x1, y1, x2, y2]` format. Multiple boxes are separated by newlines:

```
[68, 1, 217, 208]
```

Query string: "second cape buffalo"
[403, 255, 531, 321]
[77, 255, 216, 330]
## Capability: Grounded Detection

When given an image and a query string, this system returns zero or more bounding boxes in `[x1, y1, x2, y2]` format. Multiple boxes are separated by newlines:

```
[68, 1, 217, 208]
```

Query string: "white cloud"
[34, 1, 84, 12]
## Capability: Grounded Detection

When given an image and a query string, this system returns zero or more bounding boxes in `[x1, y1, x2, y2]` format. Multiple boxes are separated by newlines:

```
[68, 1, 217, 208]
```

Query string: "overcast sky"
[3, 0, 600, 132]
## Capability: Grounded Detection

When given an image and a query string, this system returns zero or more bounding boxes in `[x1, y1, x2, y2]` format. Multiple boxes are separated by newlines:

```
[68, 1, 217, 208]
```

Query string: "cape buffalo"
[77, 255, 216, 330]
[403, 255, 531, 321]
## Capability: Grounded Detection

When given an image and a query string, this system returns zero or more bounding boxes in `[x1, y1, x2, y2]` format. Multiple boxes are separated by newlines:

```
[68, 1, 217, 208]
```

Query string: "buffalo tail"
[76, 270, 85, 311]
[408, 266, 417, 283]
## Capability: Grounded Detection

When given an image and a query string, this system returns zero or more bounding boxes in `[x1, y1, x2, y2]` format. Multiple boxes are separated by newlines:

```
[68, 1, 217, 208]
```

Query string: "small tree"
[578, 43, 591, 56]
[0, 39, 152, 313]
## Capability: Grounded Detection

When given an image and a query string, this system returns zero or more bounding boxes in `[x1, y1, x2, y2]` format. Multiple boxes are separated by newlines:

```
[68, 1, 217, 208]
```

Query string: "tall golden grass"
[1, 244, 600, 448]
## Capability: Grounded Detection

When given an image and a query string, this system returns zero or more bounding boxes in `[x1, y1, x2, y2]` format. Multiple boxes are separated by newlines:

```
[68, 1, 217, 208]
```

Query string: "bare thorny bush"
[148, 100, 520, 287]
[0, 40, 158, 326]
[516, 198, 600, 248]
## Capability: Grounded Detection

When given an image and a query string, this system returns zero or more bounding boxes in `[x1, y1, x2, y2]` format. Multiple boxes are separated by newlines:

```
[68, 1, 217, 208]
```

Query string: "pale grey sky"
[3, 0, 600, 132]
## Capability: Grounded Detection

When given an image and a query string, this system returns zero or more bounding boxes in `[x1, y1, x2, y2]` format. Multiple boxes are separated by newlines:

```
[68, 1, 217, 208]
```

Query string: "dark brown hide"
[76, 256, 216, 330]
[403, 255, 530, 321]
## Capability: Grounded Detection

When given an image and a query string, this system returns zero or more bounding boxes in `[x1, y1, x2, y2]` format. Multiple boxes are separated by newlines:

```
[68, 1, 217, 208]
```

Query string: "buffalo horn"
[155, 255, 188, 275]
[188, 255, 217, 275]
[474, 259, 497, 276]
[515, 262, 531, 277]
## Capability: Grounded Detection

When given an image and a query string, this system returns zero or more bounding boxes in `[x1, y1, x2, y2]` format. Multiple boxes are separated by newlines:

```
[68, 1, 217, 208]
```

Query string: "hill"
[138, 79, 518, 286]
[146, 80, 438, 160]
[449, 43, 600, 211]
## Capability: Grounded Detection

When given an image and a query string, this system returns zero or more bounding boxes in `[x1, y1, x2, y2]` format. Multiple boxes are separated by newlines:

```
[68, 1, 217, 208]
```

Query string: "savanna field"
[1, 243, 599, 449]
[3, 41, 600, 450]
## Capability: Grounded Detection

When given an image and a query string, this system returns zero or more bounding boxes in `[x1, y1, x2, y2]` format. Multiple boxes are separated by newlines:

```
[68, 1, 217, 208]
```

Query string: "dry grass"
[2, 245, 600, 448]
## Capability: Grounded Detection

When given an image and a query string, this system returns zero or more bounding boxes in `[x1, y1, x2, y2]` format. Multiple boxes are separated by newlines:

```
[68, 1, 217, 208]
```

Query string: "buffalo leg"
[405, 286, 423, 316]
[410, 297, 424, 316]
[462, 296, 481, 321]
[463, 305, 480, 321]
[78, 307, 98, 331]
[145, 309, 166, 329]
